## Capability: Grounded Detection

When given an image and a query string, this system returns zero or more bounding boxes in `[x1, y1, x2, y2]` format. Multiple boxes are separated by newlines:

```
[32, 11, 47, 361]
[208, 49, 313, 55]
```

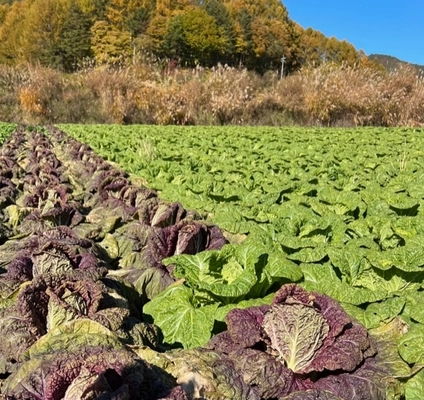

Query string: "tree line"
[0, 0, 379, 73]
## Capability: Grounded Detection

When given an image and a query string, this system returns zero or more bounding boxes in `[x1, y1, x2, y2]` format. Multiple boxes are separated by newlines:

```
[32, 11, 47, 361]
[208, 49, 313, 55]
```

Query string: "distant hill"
[369, 54, 424, 74]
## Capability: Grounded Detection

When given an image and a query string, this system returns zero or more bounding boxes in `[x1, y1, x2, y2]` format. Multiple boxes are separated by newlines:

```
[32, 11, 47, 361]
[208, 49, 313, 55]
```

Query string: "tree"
[125, 6, 152, 37]
[0, 4, 8, 24]
[156, 6, 225, 66]
[89, 0, 155, 65]
[0, 1, 30, 64]
[91, 19, 132, 64]
[180, 7, 225, 66]
[57, 2, 93, 71]
[235, 7, 254, 66]
[325, 37, 360, 65]
[161, 14, 187, 61]
[296, 26, 327, 66]
[155, 0, 193, 16]
[203, 0, 236, 64]
[222, 0, 299, 72]
[143, 0, 196, 62]
[18, 0, 70, 67]
[88, 0, 110, 19]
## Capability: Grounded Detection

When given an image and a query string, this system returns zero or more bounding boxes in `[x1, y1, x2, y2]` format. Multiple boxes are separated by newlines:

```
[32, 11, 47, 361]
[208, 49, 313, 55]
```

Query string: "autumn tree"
[180, 7, 225, 66]
[325, 37, 360, 65]
[221, 0, 299, 72]
[0, 0, 376, 73]
[91, 20, 131, 64]
[296, 25, 365, 68]
[0, 1, 30, 64]
[0, 4, 8, 23]
[143, 0, 195, 59]
[91, 0, 155, 64]
[16, 0, 71, 67]
[296, 26, 327, 66]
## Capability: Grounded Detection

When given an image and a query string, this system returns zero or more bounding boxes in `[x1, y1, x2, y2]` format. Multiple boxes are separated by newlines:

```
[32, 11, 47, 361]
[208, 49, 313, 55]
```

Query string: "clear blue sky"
[283, 0, 424, 65]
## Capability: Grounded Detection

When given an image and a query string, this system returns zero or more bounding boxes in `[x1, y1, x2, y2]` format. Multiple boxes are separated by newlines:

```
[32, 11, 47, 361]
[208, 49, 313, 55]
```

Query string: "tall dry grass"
[290, 63, 424, 126]
[0, 61, 423, 126]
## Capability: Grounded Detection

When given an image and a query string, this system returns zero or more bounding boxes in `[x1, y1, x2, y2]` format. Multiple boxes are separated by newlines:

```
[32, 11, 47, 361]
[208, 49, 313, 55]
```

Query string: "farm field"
[0, 123, 16, 143]
[60, 124, 424, 397]
[1, 122, 424, 398]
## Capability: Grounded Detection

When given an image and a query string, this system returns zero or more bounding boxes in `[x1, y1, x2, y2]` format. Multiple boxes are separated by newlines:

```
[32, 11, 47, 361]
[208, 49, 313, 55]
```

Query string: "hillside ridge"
[368, 54, 424, 73]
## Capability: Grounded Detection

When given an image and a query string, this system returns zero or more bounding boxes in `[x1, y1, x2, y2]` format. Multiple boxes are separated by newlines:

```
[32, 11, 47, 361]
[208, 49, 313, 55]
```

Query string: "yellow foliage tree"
[0, 0, 30, 64]
[91, 20, 132, 65]
[19, 0, 70, 66]
[223, 0, 298, 71]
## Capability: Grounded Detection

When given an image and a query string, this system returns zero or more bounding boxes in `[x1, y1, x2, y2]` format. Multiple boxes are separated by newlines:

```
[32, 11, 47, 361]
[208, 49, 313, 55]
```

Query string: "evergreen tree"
[203, 0, 236, 64]
[235, 7, 254, 67]
[57, 2, 93, 71]
[90, 0, 110, 19]
[161, 14, 188, 61]
[125, 6, 152, 37]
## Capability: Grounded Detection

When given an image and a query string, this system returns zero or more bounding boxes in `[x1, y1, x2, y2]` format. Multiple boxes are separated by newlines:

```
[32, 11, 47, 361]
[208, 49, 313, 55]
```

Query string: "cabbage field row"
[60, 124, 424, 399]
[0, 123, 15, 144]
[0, 123, 423, 399]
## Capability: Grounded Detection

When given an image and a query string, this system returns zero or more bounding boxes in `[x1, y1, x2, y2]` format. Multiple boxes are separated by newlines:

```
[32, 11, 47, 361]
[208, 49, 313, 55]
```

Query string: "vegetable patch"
[0, 125, 418, 399]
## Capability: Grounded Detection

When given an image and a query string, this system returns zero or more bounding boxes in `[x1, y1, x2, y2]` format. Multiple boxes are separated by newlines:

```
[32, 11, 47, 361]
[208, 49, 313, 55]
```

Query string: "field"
[1, 122, 424, 398]
[0, 123, 16, 143]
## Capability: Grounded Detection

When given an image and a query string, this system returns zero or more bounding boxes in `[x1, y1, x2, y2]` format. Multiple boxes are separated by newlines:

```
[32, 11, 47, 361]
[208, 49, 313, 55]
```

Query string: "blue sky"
[283, 0, 424, 65]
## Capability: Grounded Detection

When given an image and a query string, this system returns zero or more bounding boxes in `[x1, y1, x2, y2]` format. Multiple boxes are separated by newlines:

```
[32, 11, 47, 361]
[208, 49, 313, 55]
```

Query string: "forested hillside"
[369, 54, 424, 74]
[2, 0, 422, 127]
[0, 0, 375, 72]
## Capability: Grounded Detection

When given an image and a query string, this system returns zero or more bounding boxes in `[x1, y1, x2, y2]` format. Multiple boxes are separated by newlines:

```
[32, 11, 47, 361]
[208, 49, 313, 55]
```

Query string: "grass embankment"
[1, 62, 424, 126]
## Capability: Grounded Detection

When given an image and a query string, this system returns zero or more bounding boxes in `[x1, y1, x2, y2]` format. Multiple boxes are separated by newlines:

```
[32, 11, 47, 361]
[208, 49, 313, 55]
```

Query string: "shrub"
[1, 62, 424, 127]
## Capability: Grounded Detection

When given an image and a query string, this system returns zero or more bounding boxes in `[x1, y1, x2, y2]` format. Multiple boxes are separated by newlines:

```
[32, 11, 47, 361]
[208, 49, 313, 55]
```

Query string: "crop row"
[0, 126, 230, 399]
[0, 125, 400, 399]
[60, 124, 424, 399]
[2, 125, 424, 398]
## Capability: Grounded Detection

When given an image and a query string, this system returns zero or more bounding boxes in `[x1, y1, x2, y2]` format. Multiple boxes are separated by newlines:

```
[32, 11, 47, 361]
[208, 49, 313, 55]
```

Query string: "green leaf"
[167, 244, 259, 303]
[385, 192, 419, 215]
[367, 244, 424, 272]
[342, 298, 406, 330]
[355, 266, 423, 296]
[142, 284, 218, 348]
[287, 247, 328, 263]
[405, 369, 424, 400]
[340, 303, 370, 327]
[363, 297, 405, 329]
[369, 317, 411, 395]
[301, 263, 386, 305]
[99, 233, 120, 260]
[398, 323, 424, 364]
[260, 251, 303, 284]
[210, 205, 252, 234]
[46, 293, 80, 331]
[403, 292, 424, 324]
[328, 247, 365, 284]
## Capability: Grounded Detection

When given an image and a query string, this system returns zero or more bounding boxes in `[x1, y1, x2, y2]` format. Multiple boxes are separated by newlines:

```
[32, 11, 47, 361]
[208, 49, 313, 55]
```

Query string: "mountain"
[368, 54, 424, 74]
